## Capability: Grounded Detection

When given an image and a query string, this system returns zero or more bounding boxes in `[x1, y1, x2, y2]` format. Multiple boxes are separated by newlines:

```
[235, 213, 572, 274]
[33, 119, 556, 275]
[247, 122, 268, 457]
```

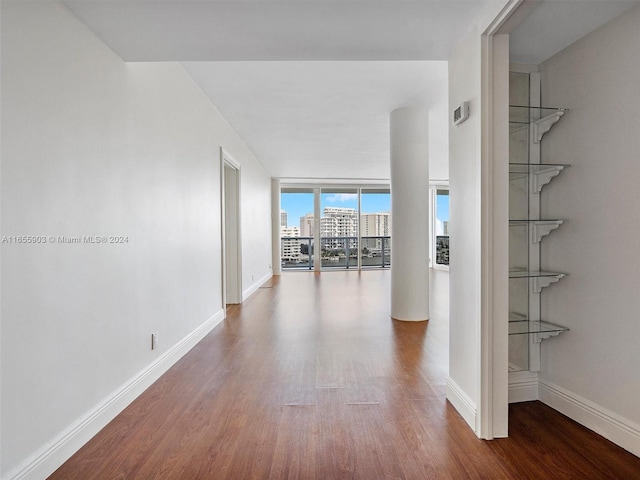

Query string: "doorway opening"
[221, 149, 242, 306]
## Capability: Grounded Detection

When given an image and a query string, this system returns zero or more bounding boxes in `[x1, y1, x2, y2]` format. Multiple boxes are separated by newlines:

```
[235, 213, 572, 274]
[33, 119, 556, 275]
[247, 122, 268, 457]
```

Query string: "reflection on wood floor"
[50, 270, 640, 479]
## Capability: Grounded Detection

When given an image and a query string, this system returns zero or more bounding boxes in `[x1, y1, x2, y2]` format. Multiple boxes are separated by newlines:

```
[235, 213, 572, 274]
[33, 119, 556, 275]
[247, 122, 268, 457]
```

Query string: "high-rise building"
[360, 212, 392, 252]
[280, 226, 301, 262]
[435, 219, 450, 236]
[321, 207, 358, 250]
[299, 213, 314, 237]
[280, 209, 287, 227]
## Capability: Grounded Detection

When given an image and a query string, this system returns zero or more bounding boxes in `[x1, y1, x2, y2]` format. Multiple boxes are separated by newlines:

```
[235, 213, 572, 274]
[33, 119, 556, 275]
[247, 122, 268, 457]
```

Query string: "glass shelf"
[509, 105, 567, 124]
[509, 163, 570, 174]
[509, 219, 563, 243]
[509, 321, 569, 336]
[509, 271, 567, 293]
[509, 164, 569, 193]
[509, 270, 566, 278]
[509, 219, 562, 224]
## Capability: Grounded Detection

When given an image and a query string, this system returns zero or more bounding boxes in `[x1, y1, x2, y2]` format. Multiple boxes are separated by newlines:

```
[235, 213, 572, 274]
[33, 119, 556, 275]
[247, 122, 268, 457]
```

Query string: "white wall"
[240, 155, 273, 298]
[0, 1, 272, 477]
[447, 0, 512, 438]
[538, 4, 640, 449]
[429, 98, 450, 182]
[447, 24, 482, 429]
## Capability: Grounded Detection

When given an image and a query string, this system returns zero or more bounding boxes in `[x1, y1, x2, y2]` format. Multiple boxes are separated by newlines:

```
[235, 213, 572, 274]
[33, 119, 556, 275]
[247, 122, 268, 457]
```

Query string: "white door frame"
[220, 147, 242, 306]
[478, 0, 539, 439]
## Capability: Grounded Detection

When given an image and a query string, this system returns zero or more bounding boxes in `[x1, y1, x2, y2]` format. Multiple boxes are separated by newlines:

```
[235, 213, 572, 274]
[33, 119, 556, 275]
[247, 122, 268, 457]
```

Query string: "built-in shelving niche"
[508, 99, 569, 378]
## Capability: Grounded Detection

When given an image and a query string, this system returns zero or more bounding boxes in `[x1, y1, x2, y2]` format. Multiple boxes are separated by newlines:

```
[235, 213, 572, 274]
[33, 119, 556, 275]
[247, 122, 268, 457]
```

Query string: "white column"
[390, 107, 430, 321]
[271, 178, 281, 275]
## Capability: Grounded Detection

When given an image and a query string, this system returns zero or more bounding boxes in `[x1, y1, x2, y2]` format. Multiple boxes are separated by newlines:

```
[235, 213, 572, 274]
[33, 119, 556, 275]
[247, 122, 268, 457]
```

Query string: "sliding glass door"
[320, 188, 358, 269]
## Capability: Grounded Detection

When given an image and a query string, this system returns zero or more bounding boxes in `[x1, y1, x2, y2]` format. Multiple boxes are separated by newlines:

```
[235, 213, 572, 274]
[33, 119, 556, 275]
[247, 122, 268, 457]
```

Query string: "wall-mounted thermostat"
[453, 102, 469, 126]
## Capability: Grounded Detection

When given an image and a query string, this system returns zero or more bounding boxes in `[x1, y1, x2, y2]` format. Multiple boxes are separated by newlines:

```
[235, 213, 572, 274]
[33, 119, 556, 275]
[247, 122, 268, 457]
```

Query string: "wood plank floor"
[50, 270, 640, 479]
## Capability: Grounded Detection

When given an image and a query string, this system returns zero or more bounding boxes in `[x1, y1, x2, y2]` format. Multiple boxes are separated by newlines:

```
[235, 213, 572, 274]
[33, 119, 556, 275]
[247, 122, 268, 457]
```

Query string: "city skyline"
[281, 192, 391, 228]
[281, 191, 450, 229]
[280, 206, 391, 266]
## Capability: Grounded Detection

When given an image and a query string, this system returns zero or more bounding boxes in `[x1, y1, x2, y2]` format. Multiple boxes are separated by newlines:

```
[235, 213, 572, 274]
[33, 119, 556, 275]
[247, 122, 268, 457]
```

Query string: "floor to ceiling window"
[431, 187, 450, 269]
[320, 188, 359, 269]
[280, 187, 314, 270]
[360, 188, 391, 268]
[280, 185, 391, 271]
[281, 185, 448, 272]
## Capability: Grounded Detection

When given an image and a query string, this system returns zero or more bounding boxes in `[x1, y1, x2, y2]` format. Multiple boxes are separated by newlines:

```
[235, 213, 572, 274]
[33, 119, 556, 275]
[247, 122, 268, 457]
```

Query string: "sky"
[281, 192, 390, 228]
[436, 192, 450, 223]
[281, 191, 449, 229]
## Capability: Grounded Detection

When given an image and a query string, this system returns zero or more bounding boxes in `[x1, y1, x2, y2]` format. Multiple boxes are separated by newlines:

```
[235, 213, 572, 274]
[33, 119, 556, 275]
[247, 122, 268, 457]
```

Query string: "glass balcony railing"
[281, 236, 314, 270]
[360, 236, 391, 268]
[320, 236, 358, 269]
[281, 236, 391, 270]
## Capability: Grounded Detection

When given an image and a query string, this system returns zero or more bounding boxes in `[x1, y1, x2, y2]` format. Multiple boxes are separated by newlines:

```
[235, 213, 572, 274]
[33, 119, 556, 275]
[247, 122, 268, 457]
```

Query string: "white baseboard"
[508, 370, 539, 403]
[6, 310, 225, 480]
[242, 271, 272, 302]
[446, 377, 477, 433]
[539, 380, 640, 458]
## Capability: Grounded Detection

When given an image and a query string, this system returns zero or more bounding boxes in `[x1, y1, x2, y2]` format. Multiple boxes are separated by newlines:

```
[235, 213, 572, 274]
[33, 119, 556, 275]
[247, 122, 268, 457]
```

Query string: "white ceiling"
[510, 0, 640, 65]
[182, 61, 449, 180]
[62, 1, 492, 62]
[61, 0, 640, 180]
